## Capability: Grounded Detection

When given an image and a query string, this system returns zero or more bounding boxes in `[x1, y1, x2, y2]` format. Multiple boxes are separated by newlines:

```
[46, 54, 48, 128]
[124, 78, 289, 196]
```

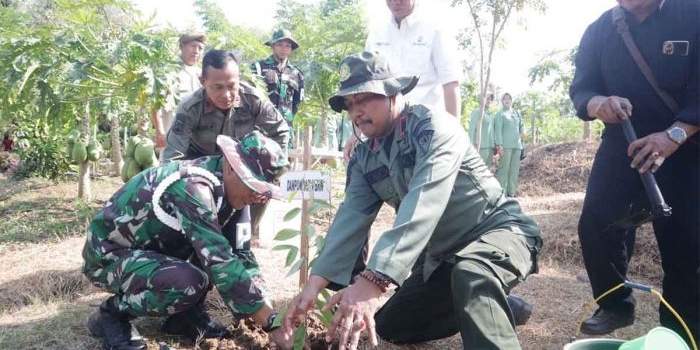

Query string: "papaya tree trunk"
[78, 100, 92, 201]
[110, 110, 123, 176]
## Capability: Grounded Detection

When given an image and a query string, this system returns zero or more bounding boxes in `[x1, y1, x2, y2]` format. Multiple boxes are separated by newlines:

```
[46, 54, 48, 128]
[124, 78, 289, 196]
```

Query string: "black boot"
[87, 296, 146, 350]
[161, 301, 231, 340]
[507, 294, 533, 326]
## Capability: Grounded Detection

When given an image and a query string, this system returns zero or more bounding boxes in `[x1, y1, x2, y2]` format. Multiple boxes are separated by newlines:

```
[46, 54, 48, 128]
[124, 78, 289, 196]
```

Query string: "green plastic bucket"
[619, 327, 690, 350]
[563, 338, 625, 350]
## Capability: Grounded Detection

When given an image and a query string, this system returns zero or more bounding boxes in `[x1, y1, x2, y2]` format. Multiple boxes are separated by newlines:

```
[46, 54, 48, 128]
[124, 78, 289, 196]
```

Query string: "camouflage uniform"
[161, 83, 289, 162]
[252, 56, 304, 146]
[82, 156, 268, 317]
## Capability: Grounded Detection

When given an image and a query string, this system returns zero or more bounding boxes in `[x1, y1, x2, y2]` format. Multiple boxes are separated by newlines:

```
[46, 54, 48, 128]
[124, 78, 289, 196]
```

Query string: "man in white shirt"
[366, 0, 462, 116]
[342, 0, 463, 163]
[151, 33, 206, 157]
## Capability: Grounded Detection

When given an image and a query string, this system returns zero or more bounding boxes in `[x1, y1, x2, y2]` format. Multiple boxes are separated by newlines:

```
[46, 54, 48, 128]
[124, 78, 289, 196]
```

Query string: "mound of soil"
[519, 141, 599, 196]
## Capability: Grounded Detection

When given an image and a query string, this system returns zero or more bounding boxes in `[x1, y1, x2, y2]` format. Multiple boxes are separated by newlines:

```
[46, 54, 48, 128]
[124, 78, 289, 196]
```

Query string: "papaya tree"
[1, 0, 178, 200]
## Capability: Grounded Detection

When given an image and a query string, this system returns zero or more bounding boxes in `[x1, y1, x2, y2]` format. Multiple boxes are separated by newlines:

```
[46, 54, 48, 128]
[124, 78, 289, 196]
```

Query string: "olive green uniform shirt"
[311, 105, 540, 286]
[162, 83, 290, 161]
[494, 108, 523, 149]
[469, 107, 495, 150]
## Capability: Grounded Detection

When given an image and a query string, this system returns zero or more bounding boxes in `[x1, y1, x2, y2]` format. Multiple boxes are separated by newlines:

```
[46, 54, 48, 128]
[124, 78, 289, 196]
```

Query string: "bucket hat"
[328, 51, 418, 113]
[216, 131, 288, 200]
[265, 29, 299, 50]
[179, 33, 207, 45]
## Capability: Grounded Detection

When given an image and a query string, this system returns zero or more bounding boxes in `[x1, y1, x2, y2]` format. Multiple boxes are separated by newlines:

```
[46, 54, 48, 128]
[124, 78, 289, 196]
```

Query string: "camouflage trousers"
[82, 249, 210, 317]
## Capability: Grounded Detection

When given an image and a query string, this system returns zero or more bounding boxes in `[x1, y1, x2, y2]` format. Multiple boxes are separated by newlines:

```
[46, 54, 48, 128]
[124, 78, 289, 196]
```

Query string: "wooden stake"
[299, 126, 312, 286]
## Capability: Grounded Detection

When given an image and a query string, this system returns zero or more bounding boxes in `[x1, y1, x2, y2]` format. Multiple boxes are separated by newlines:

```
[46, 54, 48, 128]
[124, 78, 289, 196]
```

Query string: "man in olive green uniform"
[494, 92, 525, 197]
[284, 52, 542, 350]
[83, 132, 293, 350]
[252, 29, 305, 149]
[469, 93, 496, 166]
[162, 49, 289, 162]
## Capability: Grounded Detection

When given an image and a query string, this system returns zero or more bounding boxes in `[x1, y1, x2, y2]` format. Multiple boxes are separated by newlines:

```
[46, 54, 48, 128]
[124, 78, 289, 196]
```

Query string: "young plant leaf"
[293, 324, 307, 350]
[285, 246, 299, 267]
[283, 207, 301, 221]
[274, 228, 301, 241]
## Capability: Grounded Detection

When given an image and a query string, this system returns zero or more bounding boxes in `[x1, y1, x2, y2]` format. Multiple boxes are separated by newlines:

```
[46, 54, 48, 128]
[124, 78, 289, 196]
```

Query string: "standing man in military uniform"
[283, 52, 541, 350]
[252, 29, 305, 149]
[162, 49, 289, 161]
[151, 33, 206, 158]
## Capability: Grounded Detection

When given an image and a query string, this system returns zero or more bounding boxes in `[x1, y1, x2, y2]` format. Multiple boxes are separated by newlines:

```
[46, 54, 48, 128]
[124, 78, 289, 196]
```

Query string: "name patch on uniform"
[171, 114, 188, 135]
[415, 129, 434, 155]
[364, 166, 390, 184]
[662, 40, 689, 56]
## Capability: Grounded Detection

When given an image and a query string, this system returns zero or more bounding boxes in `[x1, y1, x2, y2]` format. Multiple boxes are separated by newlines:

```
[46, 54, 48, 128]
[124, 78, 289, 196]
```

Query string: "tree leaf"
[274, 228, 301, 241]
[285, 246, 299, 267]
[284, 207, 301, 221]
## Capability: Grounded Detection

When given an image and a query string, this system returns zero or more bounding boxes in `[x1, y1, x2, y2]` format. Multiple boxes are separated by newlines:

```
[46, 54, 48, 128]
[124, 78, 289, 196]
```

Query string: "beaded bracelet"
[357, 270, 392, 293]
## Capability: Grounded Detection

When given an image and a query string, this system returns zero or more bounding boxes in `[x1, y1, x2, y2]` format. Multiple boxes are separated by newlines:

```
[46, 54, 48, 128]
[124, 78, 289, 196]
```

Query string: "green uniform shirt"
[251, 56, 305, 122]
[311, 105, 540, 286]
[82, 156, 268, 315]
[494, 108, 524, 149]
[162, 83, 290, 161]
[468, 107, 495, 149]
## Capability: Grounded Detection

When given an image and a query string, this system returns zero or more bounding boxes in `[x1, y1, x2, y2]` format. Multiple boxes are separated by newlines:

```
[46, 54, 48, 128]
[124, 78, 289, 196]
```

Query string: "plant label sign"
[280, 171, 332, 201]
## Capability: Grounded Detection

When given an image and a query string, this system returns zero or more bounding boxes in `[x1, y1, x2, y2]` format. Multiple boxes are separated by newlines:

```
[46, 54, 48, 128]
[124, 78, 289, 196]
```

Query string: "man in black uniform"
[570, 0, 698, 345]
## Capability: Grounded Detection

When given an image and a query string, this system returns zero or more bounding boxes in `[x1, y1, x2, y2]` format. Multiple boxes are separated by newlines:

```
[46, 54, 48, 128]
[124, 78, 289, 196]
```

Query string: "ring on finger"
[651, 151, 660, 158]
[654, 156, 665, 167]
[352, 319, 365, 330]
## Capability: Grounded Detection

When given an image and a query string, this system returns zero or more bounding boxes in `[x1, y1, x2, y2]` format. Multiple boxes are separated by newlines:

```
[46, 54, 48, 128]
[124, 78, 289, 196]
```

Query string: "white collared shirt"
[365, 5, 463, 112]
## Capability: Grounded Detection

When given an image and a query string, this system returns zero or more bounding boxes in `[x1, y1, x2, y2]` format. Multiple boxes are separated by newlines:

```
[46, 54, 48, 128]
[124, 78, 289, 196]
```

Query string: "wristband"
[262, 312, 280, 333]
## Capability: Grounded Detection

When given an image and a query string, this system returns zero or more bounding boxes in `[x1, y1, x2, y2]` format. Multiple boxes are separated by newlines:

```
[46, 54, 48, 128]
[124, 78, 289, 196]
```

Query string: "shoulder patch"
[171, 113, 188, 135]
[415, 129, 434, 155]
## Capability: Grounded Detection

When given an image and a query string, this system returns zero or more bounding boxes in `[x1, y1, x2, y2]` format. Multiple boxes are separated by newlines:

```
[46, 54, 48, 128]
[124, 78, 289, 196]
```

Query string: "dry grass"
[0, 142, 672, 350]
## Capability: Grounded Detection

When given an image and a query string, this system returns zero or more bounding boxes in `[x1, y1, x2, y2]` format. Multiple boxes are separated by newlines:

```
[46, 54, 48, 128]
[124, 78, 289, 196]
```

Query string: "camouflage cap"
[216, 131, 288, 200]
[328, 51, 419, 113]
[265, 29, 299, 50]
[179, 33, 207, 45]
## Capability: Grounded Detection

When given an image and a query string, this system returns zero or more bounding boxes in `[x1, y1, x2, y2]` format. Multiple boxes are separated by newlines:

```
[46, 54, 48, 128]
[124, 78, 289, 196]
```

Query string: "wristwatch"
[666, 126, 687, 145]
[262, 312, 280, 333]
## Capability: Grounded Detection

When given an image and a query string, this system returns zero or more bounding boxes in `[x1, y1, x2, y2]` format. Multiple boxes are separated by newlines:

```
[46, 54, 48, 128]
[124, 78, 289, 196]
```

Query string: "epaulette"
[180, 89, 205, 111]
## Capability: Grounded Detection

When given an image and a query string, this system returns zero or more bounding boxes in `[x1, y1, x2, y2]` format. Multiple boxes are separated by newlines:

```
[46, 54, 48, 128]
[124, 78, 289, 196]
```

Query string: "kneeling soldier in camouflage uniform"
[284, 52, 542, 350]
[82, 131, 293, 350]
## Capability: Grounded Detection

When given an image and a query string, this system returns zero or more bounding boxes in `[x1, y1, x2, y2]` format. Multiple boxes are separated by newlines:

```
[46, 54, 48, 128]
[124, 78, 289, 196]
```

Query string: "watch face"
[669, 127, 687, 143]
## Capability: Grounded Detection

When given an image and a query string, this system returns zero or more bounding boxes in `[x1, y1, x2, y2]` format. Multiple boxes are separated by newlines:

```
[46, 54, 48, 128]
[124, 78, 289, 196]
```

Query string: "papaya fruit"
[121, 158, 131, 183]
[134, 141, 155, 167]
[71, 140, 88, 163]
[86, 141, 102, 162]
[125, 136, 140, 158]
[126, 157, 141, 180]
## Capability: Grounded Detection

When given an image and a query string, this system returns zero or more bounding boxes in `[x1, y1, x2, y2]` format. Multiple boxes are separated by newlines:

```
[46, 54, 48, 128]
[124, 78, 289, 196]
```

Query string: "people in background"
[494, 92, 525, 197]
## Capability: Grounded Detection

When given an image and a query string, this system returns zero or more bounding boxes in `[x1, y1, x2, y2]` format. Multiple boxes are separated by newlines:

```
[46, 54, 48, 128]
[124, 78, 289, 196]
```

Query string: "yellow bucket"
[563, 338, 625, 350]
